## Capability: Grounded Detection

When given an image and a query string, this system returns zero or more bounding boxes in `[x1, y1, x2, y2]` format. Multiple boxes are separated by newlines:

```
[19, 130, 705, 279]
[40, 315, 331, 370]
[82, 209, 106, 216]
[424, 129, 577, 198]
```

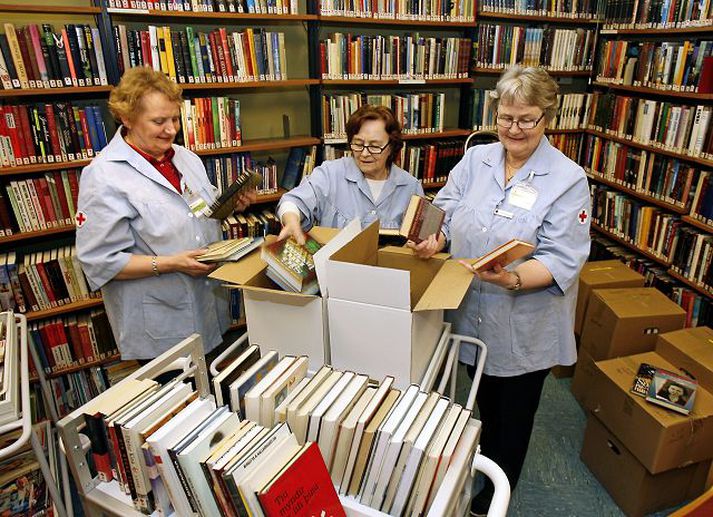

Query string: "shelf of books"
[0, 225, 76, 244]
[317, 16, 475, 27]
[107, 10, 318, 22]
[0, 3, 101, 15]
[592, 82, 713, 102]
[476, 11, 602, 24]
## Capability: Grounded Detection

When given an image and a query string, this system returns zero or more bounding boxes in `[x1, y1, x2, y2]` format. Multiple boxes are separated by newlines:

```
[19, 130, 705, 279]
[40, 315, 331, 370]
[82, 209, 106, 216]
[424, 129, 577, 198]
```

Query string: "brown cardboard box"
[655, 327, 713, 392]
[571, 348, 598, 408]
[586, 351, 713, 473]
[581, 415, 709, 517]
[575, 260, 645, 336]
[579, 288, 686, 361]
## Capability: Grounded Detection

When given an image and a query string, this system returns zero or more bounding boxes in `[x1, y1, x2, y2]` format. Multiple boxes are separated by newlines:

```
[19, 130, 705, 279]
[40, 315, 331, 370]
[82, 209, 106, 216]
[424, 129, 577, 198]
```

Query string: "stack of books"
[261, 235, 323, 295]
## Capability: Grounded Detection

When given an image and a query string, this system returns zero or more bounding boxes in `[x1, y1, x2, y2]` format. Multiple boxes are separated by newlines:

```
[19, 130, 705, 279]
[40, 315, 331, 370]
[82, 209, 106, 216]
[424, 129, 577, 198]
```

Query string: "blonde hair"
[108, 67, 183, 124]
[489, 65, 559, 122]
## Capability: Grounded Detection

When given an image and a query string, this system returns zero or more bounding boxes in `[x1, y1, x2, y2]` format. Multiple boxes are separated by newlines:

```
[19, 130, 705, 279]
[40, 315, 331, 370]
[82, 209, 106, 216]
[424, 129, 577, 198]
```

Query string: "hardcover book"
[261, 235, 323, 295]
[399, 195, 445, 244]
[470, 238, 535, 273]
[206, 168, 262, 220]
[645, 367, 698, 415]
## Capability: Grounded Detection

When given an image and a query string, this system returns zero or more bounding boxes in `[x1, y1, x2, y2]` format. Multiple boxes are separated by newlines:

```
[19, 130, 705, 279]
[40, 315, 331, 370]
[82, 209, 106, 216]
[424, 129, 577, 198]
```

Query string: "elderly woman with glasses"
[277, 104, 423, 243]
[413, 66, 591, 514]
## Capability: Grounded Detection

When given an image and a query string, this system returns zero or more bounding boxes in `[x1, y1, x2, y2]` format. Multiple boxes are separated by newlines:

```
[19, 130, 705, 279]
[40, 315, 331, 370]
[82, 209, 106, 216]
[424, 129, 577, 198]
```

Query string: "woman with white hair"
[413, 65, 591, 514]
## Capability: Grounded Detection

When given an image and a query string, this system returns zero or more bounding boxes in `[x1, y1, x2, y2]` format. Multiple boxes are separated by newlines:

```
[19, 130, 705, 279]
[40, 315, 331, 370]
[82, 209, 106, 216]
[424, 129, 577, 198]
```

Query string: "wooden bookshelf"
[318, 15, 475, 27]
[181, 79, 319, 91]
[600, 25, 713, 36]
[473, 67, 592, 77]
[682, 215, 713, 233]
[592, 81, 713, 101]
[590, 222, 672, 267]
[193, 136, 320, 157]
[0, 225, 76, 245]
[477, 11, 602, 24]
[0, 86, 113, 98]
[106, 9, 317, 22]
[667, 269, 713, 299]
[546, 128, 584, 134]
[586, 129, 713, 169]
[0, 3, 100, 14]
[31, 353, 122, 383]
[255, 188, 287, 204]
[402, 129, 471, 140]
[0, 159, 91, 177]
[423, 181, 446, 189]
[321, 78, 474, 85]
[585, 170, 688, 214]
[26, 298, 104, 323]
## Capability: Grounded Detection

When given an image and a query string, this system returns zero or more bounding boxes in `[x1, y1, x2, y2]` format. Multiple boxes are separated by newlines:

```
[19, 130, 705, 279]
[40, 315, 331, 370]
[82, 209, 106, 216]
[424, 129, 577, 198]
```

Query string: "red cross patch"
[75, 211, 87, 228]
[578, 209, 589, 225]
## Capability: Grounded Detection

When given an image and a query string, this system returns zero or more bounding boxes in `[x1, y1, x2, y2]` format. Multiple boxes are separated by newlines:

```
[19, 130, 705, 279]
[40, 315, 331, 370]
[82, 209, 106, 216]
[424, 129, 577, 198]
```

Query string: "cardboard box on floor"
[579, 288, 686, 361]
[581, 414, 709, 517]
[570, 347, 598, 408]
[326, 221, 473, 389]
[575, 260, 645, 336]
[584, 351, 713, 474]
[209, 225, 356, 372]
[655, 327, 713, 392]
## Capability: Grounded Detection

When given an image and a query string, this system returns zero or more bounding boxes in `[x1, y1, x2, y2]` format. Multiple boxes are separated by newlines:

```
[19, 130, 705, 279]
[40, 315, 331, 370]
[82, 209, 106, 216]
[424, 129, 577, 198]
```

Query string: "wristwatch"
[506, 270, 522, 291]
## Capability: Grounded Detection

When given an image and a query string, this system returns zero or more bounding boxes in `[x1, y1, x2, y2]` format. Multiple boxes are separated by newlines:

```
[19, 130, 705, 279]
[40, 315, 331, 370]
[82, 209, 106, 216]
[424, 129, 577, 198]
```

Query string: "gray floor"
[459, 369, 681, 517]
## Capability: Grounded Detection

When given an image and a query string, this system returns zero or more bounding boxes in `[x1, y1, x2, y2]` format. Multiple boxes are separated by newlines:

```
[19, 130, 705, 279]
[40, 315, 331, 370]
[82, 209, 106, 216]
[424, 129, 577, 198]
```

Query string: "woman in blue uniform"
[413, 65, 591, 514]
[76, 67, 254, 360]
[277, 104, 423, 243]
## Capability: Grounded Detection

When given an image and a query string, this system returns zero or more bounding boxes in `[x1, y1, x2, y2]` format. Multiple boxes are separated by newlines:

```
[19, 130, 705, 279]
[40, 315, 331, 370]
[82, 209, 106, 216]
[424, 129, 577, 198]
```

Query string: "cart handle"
[472, 450, 511, 517]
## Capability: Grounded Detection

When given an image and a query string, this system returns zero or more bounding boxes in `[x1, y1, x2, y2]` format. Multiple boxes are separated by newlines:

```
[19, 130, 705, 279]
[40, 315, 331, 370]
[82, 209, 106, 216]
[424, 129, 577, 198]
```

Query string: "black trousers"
[466, 363, 550, 512]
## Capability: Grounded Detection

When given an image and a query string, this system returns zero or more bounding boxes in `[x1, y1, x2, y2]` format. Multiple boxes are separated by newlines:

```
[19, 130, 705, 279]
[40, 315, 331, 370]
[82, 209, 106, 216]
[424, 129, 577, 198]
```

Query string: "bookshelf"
[587, 7, 713, 324]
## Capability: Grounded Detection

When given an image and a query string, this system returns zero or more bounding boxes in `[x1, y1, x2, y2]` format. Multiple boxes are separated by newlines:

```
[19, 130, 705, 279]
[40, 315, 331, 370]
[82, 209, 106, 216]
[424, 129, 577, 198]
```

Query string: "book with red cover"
[257, 441, 346, 517]
[470, 239, 535, 273]
[398, 194, 445, 244]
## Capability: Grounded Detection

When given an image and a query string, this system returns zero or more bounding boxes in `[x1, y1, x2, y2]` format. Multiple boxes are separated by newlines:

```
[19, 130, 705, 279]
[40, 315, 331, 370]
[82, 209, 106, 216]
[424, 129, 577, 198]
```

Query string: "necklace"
[505, 154, 526, 182]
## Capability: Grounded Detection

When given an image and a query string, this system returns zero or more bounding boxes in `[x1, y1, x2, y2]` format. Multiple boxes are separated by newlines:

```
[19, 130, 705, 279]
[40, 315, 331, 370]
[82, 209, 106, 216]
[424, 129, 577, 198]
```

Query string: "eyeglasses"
[349, 141, 390, 155]
[495, 112, 545, 130]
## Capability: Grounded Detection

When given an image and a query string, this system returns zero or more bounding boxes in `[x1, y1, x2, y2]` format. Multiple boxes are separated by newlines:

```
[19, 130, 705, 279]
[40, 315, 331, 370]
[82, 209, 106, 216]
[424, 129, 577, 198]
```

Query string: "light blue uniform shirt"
[76, 129, 229, 360]
[278, 157, 424, 230]
[434, 137, 591, 376]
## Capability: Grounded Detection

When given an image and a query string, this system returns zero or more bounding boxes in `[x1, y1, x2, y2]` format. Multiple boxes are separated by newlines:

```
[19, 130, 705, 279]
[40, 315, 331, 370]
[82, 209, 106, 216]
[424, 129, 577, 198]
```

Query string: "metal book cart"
[57, 330, 510, 517]
[0, 312, 69, 517]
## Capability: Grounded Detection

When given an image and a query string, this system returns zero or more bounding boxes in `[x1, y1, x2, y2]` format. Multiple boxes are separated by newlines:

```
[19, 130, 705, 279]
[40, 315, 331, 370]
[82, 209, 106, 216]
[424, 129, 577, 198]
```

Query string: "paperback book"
[645, 367, 698, 415]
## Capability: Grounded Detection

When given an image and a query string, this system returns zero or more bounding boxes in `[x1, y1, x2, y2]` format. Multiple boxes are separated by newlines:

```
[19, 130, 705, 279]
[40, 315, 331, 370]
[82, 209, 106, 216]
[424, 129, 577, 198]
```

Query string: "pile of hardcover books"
[261, 235, 323, 295]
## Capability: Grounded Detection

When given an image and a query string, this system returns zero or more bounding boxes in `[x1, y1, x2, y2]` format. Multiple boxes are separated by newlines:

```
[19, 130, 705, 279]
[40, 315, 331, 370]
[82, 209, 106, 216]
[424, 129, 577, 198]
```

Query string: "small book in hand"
[196, 236, 265, 263]
[399, 195, 445, 244]
[645, 367, 697, 415]
[206, 169, 263, 220]
[470, 239, 535, 272]
[261, 235, 323, 295]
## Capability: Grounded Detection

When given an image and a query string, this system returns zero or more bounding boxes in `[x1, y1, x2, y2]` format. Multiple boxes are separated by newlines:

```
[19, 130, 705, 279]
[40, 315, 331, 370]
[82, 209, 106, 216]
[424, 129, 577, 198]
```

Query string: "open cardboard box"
[209, 224, 359, 372]
[326, 221, 473, 388]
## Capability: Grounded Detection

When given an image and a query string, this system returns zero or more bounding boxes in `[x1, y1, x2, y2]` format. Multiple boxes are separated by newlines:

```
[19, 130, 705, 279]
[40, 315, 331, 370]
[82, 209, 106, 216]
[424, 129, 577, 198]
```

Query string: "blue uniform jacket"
[434, 137, 591, 375]
[278, 157, 424, 230]
[76, 129, 229, 359]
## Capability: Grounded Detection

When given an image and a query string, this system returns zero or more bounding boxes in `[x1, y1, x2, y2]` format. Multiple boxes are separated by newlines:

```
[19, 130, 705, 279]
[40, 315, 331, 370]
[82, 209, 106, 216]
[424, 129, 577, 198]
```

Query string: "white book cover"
[146, 397, 216, 516]
[229, 351, 279, 417]
[260, 356, 309, 427]
[318, 373, 369, 469]
[244, 355, 296, 425]
[290, 370, 343, 444]
[212, 344, 260, 407]
[177, 409, 239, 517]
[283, 367, 334, 429]
[306, 371, 355, 444]
[275, 376, 311, 423]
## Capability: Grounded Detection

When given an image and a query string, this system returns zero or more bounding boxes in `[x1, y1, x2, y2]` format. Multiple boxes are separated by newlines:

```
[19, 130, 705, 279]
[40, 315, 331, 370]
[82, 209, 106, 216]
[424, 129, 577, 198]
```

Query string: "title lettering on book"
[273, 483, 326, 516]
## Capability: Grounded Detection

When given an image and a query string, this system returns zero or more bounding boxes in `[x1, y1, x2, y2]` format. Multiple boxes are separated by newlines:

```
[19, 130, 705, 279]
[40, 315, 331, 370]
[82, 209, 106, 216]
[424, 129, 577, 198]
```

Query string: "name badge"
[494, 208, 514, 219]
[184, 184, 209, 217]
[508, 182, 538, 211]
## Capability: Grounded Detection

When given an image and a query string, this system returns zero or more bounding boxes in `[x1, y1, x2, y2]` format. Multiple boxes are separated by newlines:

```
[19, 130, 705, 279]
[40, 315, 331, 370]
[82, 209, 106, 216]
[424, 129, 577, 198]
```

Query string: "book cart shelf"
[56, 330, 511, 516]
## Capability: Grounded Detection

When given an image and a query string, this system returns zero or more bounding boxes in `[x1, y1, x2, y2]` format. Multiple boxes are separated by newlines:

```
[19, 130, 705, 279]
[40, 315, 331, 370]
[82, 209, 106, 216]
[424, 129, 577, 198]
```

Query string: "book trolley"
[0, 311, 69, 517]
[57, 330, 511, 517]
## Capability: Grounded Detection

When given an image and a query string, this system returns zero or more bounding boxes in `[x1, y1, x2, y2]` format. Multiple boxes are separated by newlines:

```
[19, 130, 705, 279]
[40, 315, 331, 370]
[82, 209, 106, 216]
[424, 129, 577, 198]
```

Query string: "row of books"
[319, 34, 471, 80]
[590, 184, 682, 263]
[689, 170, 713, 224]
[180, 97, 242, 151]
[396, 139, 466, 184]
[0, 247, 96, 315]
[0, 102, 108, 168]
[222, 209, 281, 240]
[478, 0, 600, 17]
[0, 23, 108, 90]
[52, 365, 113, 418]
[589, 235, 713, 327]
[114, 25, 287, 84]
[600, 0, 713, 27]
[319, 0, 475, 19]
[108, 0, 300, 14]
[474, 24, 595, 71]
[596, 39, 713, 93]
[27, 309, 117, 376]
[587, 94, 712, 159]
[0, 170, 80, 235]
[581, 134, 699, 208]
[548, 133, 581, 161]
[280, 146, 318, 191]
[670, 226, 713, 289]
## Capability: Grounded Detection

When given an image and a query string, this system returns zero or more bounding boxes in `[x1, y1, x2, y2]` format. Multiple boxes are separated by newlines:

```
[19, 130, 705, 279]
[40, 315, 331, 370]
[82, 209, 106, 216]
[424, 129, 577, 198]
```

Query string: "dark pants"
[466, 362, 550, 513]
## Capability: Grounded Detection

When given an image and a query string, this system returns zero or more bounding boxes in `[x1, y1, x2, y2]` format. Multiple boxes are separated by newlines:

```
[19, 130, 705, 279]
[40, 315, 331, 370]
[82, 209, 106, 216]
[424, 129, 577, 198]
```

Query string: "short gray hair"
[489, 66, 559, 122]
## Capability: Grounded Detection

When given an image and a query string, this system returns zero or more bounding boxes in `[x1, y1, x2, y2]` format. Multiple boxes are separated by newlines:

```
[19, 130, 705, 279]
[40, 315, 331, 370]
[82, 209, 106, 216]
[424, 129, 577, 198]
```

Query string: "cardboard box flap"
[209, 249, 266, 285]
[241, 285, 321, 304]
[414, 259, 473, 311]
[580, 260, 645, 284]
[329, 219, 379, 267]
[314, 219, 362, 298]
[597, 288, 687, 318]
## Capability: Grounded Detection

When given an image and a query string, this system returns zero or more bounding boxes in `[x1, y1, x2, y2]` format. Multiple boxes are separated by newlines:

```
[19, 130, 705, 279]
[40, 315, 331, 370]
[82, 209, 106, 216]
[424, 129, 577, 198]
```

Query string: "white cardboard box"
[327, 221, 473, 389]
[210, 225, 352, 372]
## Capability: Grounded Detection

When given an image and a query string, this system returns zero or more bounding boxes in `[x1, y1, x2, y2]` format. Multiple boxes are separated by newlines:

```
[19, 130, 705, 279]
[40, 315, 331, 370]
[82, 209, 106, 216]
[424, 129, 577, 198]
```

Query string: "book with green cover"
[261, 235, 322, 295]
